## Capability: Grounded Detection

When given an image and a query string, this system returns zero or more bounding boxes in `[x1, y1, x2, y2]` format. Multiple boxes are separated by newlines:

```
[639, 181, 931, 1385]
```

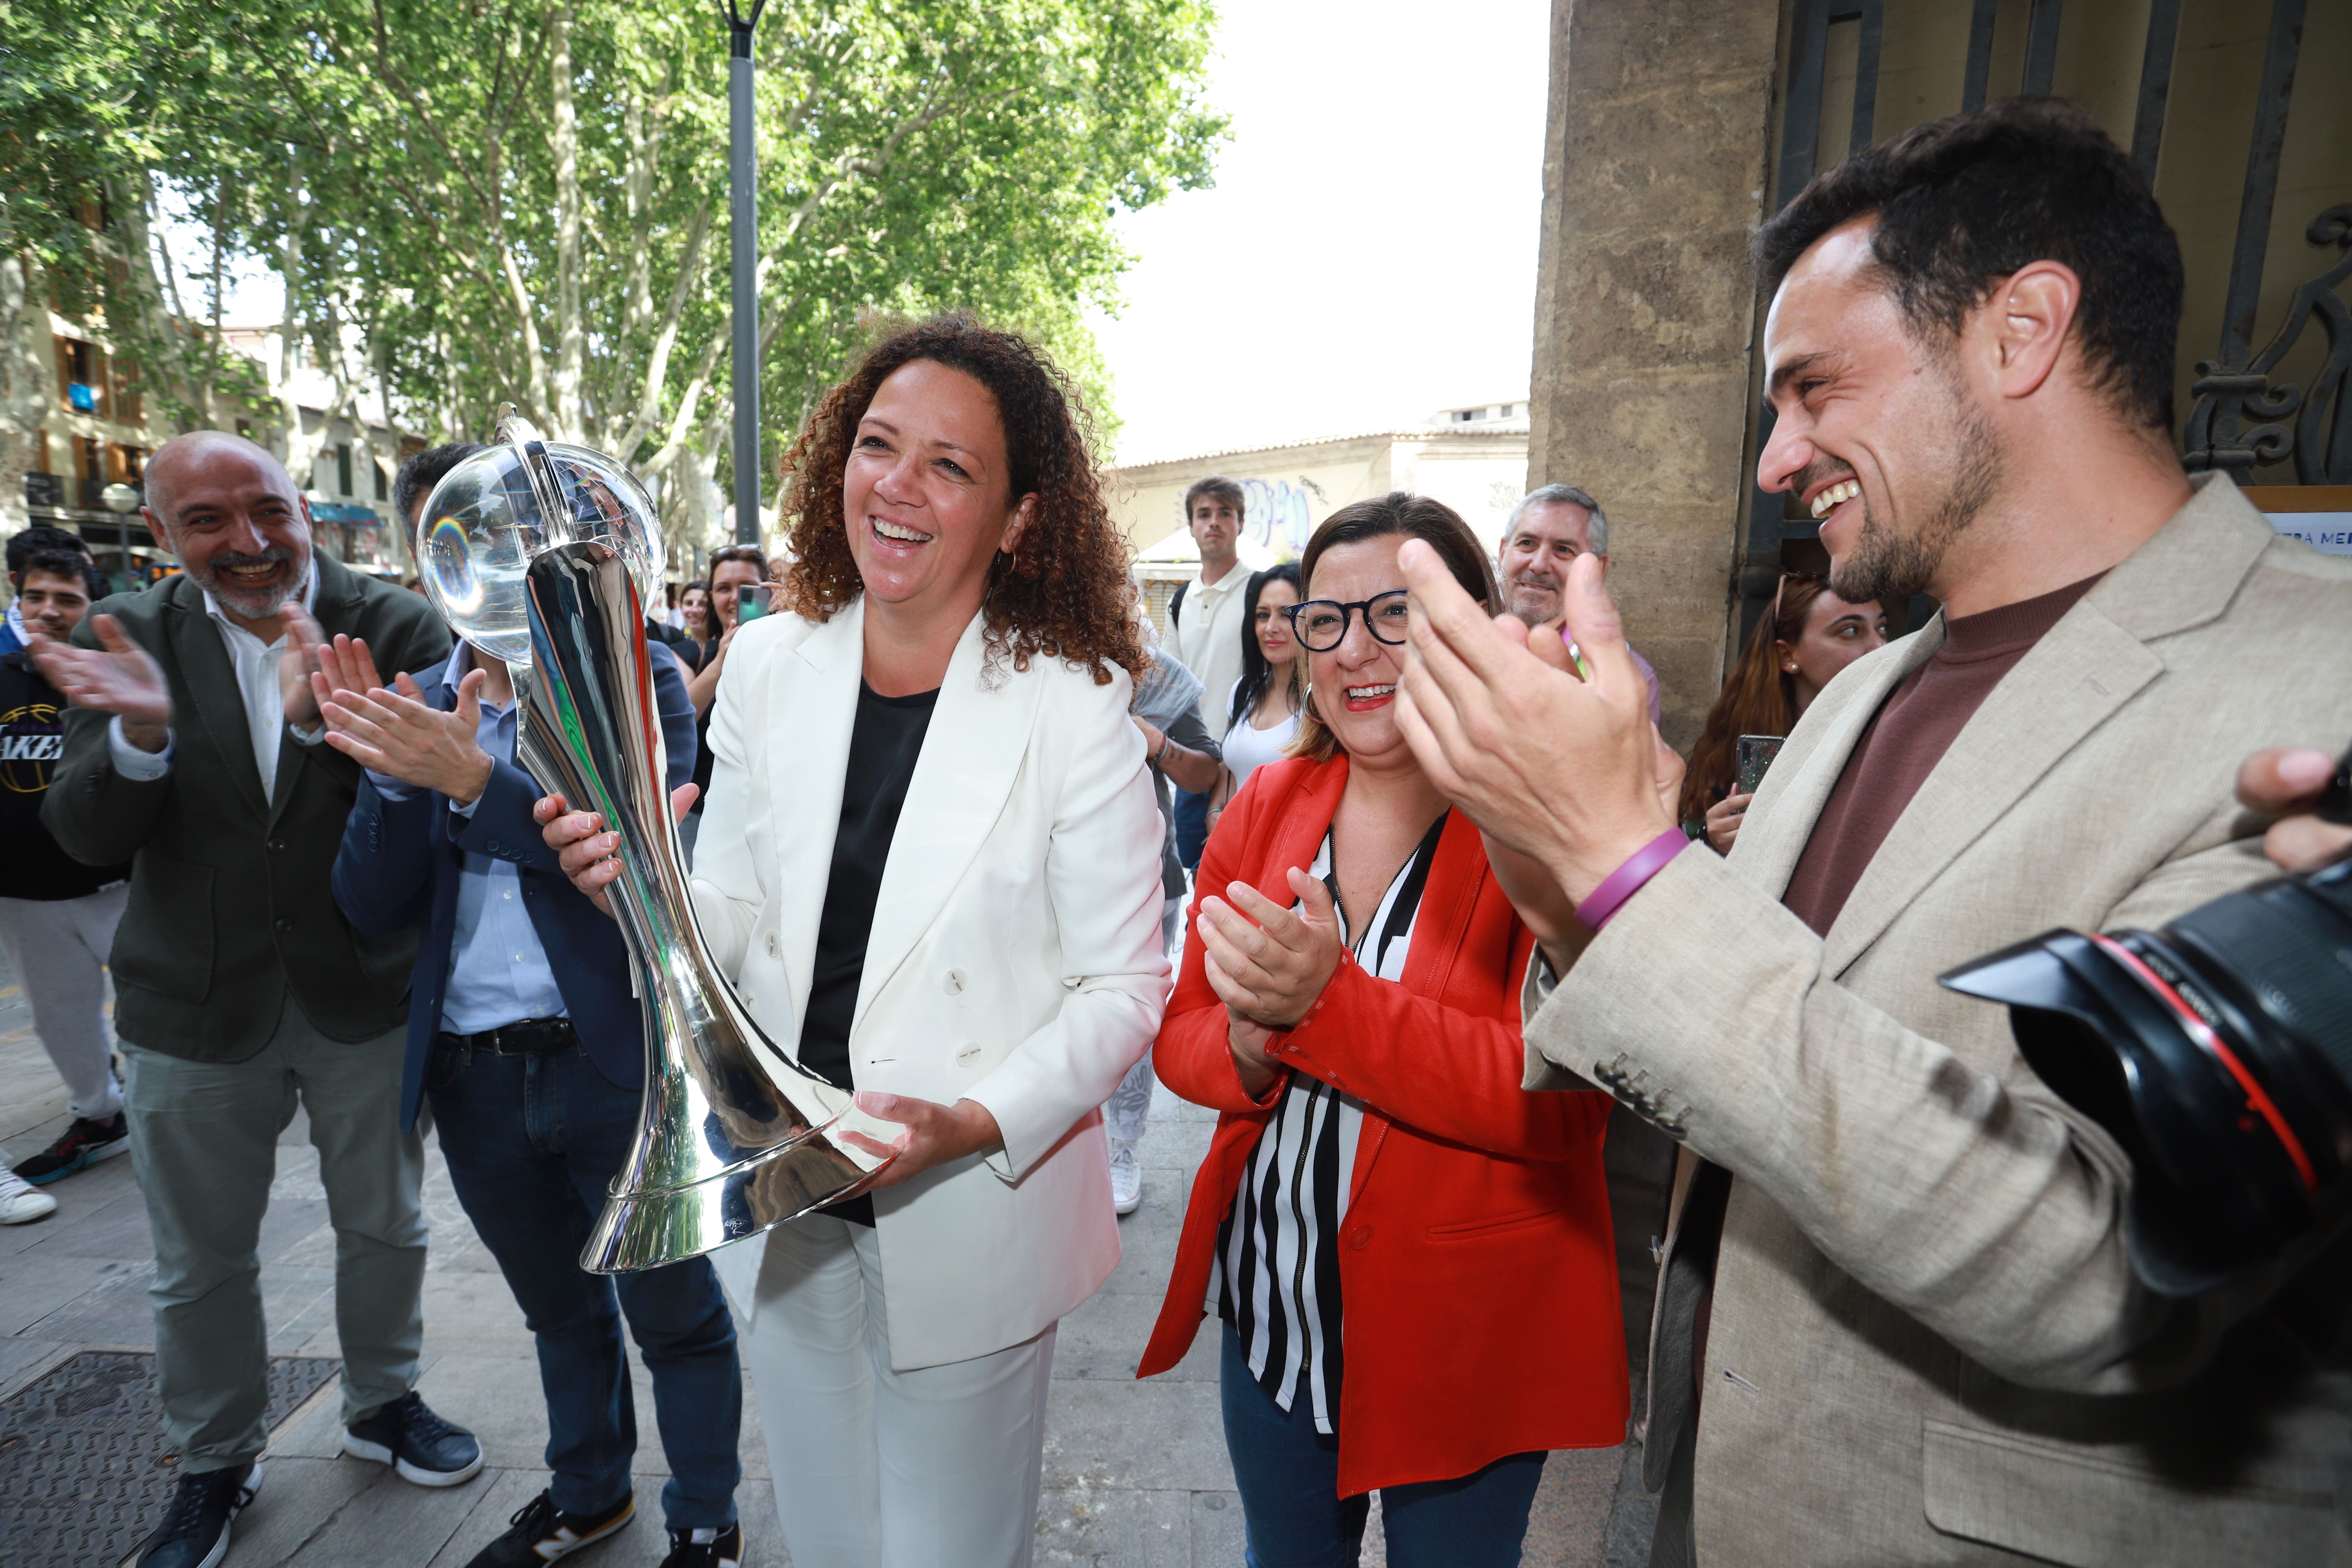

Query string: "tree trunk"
[0, 246, 51, 542]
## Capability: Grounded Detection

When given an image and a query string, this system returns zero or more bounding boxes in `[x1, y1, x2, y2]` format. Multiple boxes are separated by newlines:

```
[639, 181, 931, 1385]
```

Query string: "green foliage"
[0, 0, 1225, 524]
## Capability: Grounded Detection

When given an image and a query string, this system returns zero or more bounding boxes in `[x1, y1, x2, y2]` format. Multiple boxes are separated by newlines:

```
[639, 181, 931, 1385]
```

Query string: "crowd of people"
[2, 97, 2350, 1568]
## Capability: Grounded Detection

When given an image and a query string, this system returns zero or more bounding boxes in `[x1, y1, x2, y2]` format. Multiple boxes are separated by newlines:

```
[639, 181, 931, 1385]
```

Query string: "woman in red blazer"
[1139, 494, 1628, 1567]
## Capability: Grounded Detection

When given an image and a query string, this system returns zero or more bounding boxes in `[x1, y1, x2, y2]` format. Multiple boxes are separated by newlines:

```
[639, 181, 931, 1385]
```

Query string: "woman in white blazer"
[545, 314, 1168, 1568]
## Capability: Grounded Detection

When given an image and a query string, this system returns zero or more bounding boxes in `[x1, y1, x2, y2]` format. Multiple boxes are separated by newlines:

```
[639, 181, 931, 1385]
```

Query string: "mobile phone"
[1735, 734, 1786, 796]
[737, 583, 769, 622]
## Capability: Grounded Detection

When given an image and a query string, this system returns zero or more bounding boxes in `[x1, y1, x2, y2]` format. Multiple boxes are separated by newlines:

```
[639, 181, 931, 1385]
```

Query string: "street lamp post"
[100, 482, 141, 582]
[723, 0, 767, 547]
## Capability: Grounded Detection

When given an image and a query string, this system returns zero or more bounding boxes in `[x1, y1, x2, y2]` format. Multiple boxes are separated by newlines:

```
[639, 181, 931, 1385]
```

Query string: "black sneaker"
[466, 1489, 635, 1567]
[14, 1112, 131, 1184]
[342, 1390, 483, 1486]
[136, 1458, 263, 1568]
[660, 1522, 743, 1568]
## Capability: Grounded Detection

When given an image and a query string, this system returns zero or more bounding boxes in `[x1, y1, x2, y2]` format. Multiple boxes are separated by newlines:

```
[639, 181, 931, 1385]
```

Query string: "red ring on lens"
[2090, 933, 2317, 1192]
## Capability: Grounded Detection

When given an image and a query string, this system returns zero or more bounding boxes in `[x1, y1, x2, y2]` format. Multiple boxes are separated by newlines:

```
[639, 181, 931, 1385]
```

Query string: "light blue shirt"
[370, 643, 567, 1034]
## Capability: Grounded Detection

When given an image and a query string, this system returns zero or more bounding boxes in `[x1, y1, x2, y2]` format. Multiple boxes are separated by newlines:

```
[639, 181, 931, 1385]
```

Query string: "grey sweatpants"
[0, 887, 127, 1121]
[122, 1000, 426, 1471]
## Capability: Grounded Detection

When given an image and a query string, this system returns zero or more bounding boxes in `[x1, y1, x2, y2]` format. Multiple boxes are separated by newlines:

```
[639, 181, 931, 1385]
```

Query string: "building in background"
[1113, 399, 1529, 637]
[17, 316, 419, 591]
[1528, 0, 2352, 750]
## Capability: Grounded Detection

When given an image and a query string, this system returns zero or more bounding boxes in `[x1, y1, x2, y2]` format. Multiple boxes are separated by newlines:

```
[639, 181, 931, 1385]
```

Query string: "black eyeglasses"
[1287, 590, 1411, 653]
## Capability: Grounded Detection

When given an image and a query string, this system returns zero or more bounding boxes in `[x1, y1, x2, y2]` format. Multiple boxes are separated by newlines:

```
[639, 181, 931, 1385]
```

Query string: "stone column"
[1526, 0, 1783, 748]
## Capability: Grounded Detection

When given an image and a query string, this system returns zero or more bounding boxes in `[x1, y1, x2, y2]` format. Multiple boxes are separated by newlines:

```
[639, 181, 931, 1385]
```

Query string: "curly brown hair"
[775, 312, 1147, 687]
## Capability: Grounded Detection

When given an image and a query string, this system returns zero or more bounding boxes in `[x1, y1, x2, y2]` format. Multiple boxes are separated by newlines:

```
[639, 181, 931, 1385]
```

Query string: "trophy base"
[580, 1117, 885, 1274]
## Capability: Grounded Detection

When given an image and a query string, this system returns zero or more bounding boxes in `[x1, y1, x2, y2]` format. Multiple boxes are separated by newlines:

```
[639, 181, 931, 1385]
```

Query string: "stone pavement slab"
[0, 936, 1642, 1565]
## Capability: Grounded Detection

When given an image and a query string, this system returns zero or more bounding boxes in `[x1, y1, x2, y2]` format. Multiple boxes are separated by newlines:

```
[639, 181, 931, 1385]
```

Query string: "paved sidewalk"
[0, 938, 1644, 1566]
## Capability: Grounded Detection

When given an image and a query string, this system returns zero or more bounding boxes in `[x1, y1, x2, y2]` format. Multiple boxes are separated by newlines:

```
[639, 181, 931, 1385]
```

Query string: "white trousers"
[0, 887, 127, 1121]
[739, 1215, 1055, 1568]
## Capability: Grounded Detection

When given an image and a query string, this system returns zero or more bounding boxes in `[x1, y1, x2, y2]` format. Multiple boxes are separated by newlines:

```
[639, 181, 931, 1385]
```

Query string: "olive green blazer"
[43, 554, 451, 1061]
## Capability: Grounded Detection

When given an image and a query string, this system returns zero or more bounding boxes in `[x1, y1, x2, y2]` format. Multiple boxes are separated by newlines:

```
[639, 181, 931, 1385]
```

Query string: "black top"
[801, 679, 939, 1224]
[0, 649, 132, 901]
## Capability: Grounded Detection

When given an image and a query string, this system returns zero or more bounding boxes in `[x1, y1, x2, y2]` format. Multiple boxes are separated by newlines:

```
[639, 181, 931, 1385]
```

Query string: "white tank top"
[1220, 677, 1303, 791]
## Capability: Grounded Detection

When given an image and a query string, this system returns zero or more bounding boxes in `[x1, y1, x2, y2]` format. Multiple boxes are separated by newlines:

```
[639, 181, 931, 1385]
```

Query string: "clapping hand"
[312, 646, 497, 805]
[1393, 543, 1676, 906]
[28, 615, 172, 752]
[277, 605, 329, 730]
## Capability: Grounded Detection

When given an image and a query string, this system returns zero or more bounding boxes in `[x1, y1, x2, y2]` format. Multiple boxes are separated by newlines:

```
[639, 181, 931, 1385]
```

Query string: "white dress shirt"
[368, 643, 568, 1033]
[1168, 561, 1251, 743]
[107, 571, 323, 795]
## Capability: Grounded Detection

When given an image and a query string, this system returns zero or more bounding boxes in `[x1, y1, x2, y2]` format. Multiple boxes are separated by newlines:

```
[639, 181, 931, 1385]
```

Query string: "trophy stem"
[520, 541, 884, 1272]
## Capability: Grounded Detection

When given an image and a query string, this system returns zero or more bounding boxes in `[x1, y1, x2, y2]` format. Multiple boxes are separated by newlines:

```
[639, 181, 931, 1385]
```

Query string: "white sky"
[1088, 0, 1552, 465]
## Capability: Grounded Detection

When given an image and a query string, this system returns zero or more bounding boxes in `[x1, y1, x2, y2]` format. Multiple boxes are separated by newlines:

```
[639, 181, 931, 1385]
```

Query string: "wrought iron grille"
[1738, 0, 2346, 646]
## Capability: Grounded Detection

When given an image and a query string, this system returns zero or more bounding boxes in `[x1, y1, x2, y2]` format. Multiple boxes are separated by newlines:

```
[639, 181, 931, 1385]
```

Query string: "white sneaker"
[1109, 1139, 1143, 1216]
[0, 1163, 58, 1224]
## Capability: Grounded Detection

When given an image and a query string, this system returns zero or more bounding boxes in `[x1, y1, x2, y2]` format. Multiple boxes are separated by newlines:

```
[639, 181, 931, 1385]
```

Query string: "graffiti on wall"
[1242, 478, 1317, 557]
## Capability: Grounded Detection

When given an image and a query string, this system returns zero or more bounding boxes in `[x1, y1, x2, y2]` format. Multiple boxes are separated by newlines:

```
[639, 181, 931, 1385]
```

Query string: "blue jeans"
[1175, 787, 1211, 871]
[1219, 1324, 1545, 1568]
[428, 1041, 742, 1529]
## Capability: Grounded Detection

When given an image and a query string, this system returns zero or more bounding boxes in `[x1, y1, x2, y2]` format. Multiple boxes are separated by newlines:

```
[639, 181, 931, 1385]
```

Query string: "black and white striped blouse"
[1215, 811, 1449, 1433]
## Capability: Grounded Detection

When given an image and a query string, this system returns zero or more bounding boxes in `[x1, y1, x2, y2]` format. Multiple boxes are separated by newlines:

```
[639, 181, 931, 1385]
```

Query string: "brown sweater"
[1782, 573, 2104, 936]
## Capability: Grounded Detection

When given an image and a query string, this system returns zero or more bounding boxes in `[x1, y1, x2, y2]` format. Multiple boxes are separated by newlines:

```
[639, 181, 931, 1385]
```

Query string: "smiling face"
[680, 585, 710, 636]
[144, 434, 314, 624]
[1758, 217, 2004, 608]
[1303, 536, 1421, 772]
[1253, 577, 1300, 668]
[1498, 500, 1600, 624]
[1777, 588, 1888, 712]
[709, 560, 763, 632]
[843, 359, 1034, 617]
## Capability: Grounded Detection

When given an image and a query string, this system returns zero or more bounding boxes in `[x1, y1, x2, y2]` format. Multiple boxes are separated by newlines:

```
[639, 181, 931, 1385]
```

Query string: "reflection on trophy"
[414, 411, 886, 1272]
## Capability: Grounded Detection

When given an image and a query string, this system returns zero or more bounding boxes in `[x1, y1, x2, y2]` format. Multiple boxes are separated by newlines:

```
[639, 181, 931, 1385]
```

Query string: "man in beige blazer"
[1389, 101, 2352, 1566]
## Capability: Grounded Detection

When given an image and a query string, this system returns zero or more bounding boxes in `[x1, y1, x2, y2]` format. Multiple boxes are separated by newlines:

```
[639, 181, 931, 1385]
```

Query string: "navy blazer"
[332, 645, 698, 1132]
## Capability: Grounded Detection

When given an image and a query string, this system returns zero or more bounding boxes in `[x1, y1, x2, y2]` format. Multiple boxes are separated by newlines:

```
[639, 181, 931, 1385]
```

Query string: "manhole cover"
[0, 1351, 340, 1567]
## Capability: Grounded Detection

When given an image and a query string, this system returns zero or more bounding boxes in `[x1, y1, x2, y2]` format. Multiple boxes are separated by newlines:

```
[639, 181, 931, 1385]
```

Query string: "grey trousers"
[122, 1001, 426, 1472]
[0, 887, 127, 1121]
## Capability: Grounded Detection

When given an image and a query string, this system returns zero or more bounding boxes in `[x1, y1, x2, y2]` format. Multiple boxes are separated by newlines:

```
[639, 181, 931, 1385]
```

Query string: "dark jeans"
[1175, 787, 1211, 871]
[429, 1041, 742, 1529]
[1219, 1324, 1546, 1567]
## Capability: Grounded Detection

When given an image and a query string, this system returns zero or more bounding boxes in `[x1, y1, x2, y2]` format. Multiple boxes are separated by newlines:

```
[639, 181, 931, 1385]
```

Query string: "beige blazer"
[693, 597, 1170, 1370]
[1527, 475, 2352, 1566]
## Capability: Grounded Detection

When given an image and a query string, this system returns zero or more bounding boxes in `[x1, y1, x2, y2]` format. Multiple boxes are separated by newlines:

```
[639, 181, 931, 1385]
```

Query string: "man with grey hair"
[1498, 484, 1661, 727]
[32, 432, 473, 1568]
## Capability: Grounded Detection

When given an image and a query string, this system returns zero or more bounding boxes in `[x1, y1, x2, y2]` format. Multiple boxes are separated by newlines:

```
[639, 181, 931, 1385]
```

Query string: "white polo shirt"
[1168, 560, 1251, 743]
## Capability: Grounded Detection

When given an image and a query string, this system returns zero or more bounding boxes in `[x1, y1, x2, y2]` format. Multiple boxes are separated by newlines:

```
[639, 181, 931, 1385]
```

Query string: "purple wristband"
[1574, 829, 1690, 932]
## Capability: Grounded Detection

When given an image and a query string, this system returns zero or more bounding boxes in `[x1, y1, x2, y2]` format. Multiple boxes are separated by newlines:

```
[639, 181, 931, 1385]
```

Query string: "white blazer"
[690, 596, 1170, 1370]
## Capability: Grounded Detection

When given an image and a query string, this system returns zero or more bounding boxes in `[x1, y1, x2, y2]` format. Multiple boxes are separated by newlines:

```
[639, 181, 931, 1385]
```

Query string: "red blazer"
[1139, 755, 1629, 1496]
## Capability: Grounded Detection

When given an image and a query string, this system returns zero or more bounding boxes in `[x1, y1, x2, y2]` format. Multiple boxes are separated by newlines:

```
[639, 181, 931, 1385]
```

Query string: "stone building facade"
[1529, 0, 2352, 748]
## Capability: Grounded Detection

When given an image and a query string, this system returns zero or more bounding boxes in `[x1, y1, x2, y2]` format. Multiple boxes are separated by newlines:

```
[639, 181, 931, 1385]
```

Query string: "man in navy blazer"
[322, 632, 746, 1568]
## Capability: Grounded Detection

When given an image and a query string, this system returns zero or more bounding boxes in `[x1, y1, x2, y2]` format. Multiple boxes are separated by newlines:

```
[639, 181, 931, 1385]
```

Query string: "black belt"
[436, 1017, 579, 1056]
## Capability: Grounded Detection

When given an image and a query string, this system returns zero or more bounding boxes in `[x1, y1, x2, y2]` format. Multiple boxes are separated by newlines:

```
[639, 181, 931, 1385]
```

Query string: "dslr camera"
[1942, 752, 2352, 1296]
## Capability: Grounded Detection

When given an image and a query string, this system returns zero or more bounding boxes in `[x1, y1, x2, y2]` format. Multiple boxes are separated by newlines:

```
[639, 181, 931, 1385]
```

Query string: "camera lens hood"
[1942, 919, 2332, 1297]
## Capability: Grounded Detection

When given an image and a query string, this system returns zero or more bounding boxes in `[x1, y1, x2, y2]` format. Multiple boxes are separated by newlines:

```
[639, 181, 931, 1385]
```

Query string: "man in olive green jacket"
[35, 433, 472, 1568]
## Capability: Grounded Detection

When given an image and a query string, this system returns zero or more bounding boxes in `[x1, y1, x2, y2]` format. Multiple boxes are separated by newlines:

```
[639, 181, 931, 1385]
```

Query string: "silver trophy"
[414, 412, 885, 1272]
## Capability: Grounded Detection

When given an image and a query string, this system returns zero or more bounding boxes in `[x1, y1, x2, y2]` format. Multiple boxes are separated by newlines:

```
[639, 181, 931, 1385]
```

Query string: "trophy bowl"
[412, 413, 887, 1271]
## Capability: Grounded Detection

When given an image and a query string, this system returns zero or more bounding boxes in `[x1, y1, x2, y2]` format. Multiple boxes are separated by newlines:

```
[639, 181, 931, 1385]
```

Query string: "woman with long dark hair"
[544, 313, 1167, 1568]
[1141, 493, 1627, 1566]
[1207, 562, 1303, 838]
[1680, 574, 1888, 852]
